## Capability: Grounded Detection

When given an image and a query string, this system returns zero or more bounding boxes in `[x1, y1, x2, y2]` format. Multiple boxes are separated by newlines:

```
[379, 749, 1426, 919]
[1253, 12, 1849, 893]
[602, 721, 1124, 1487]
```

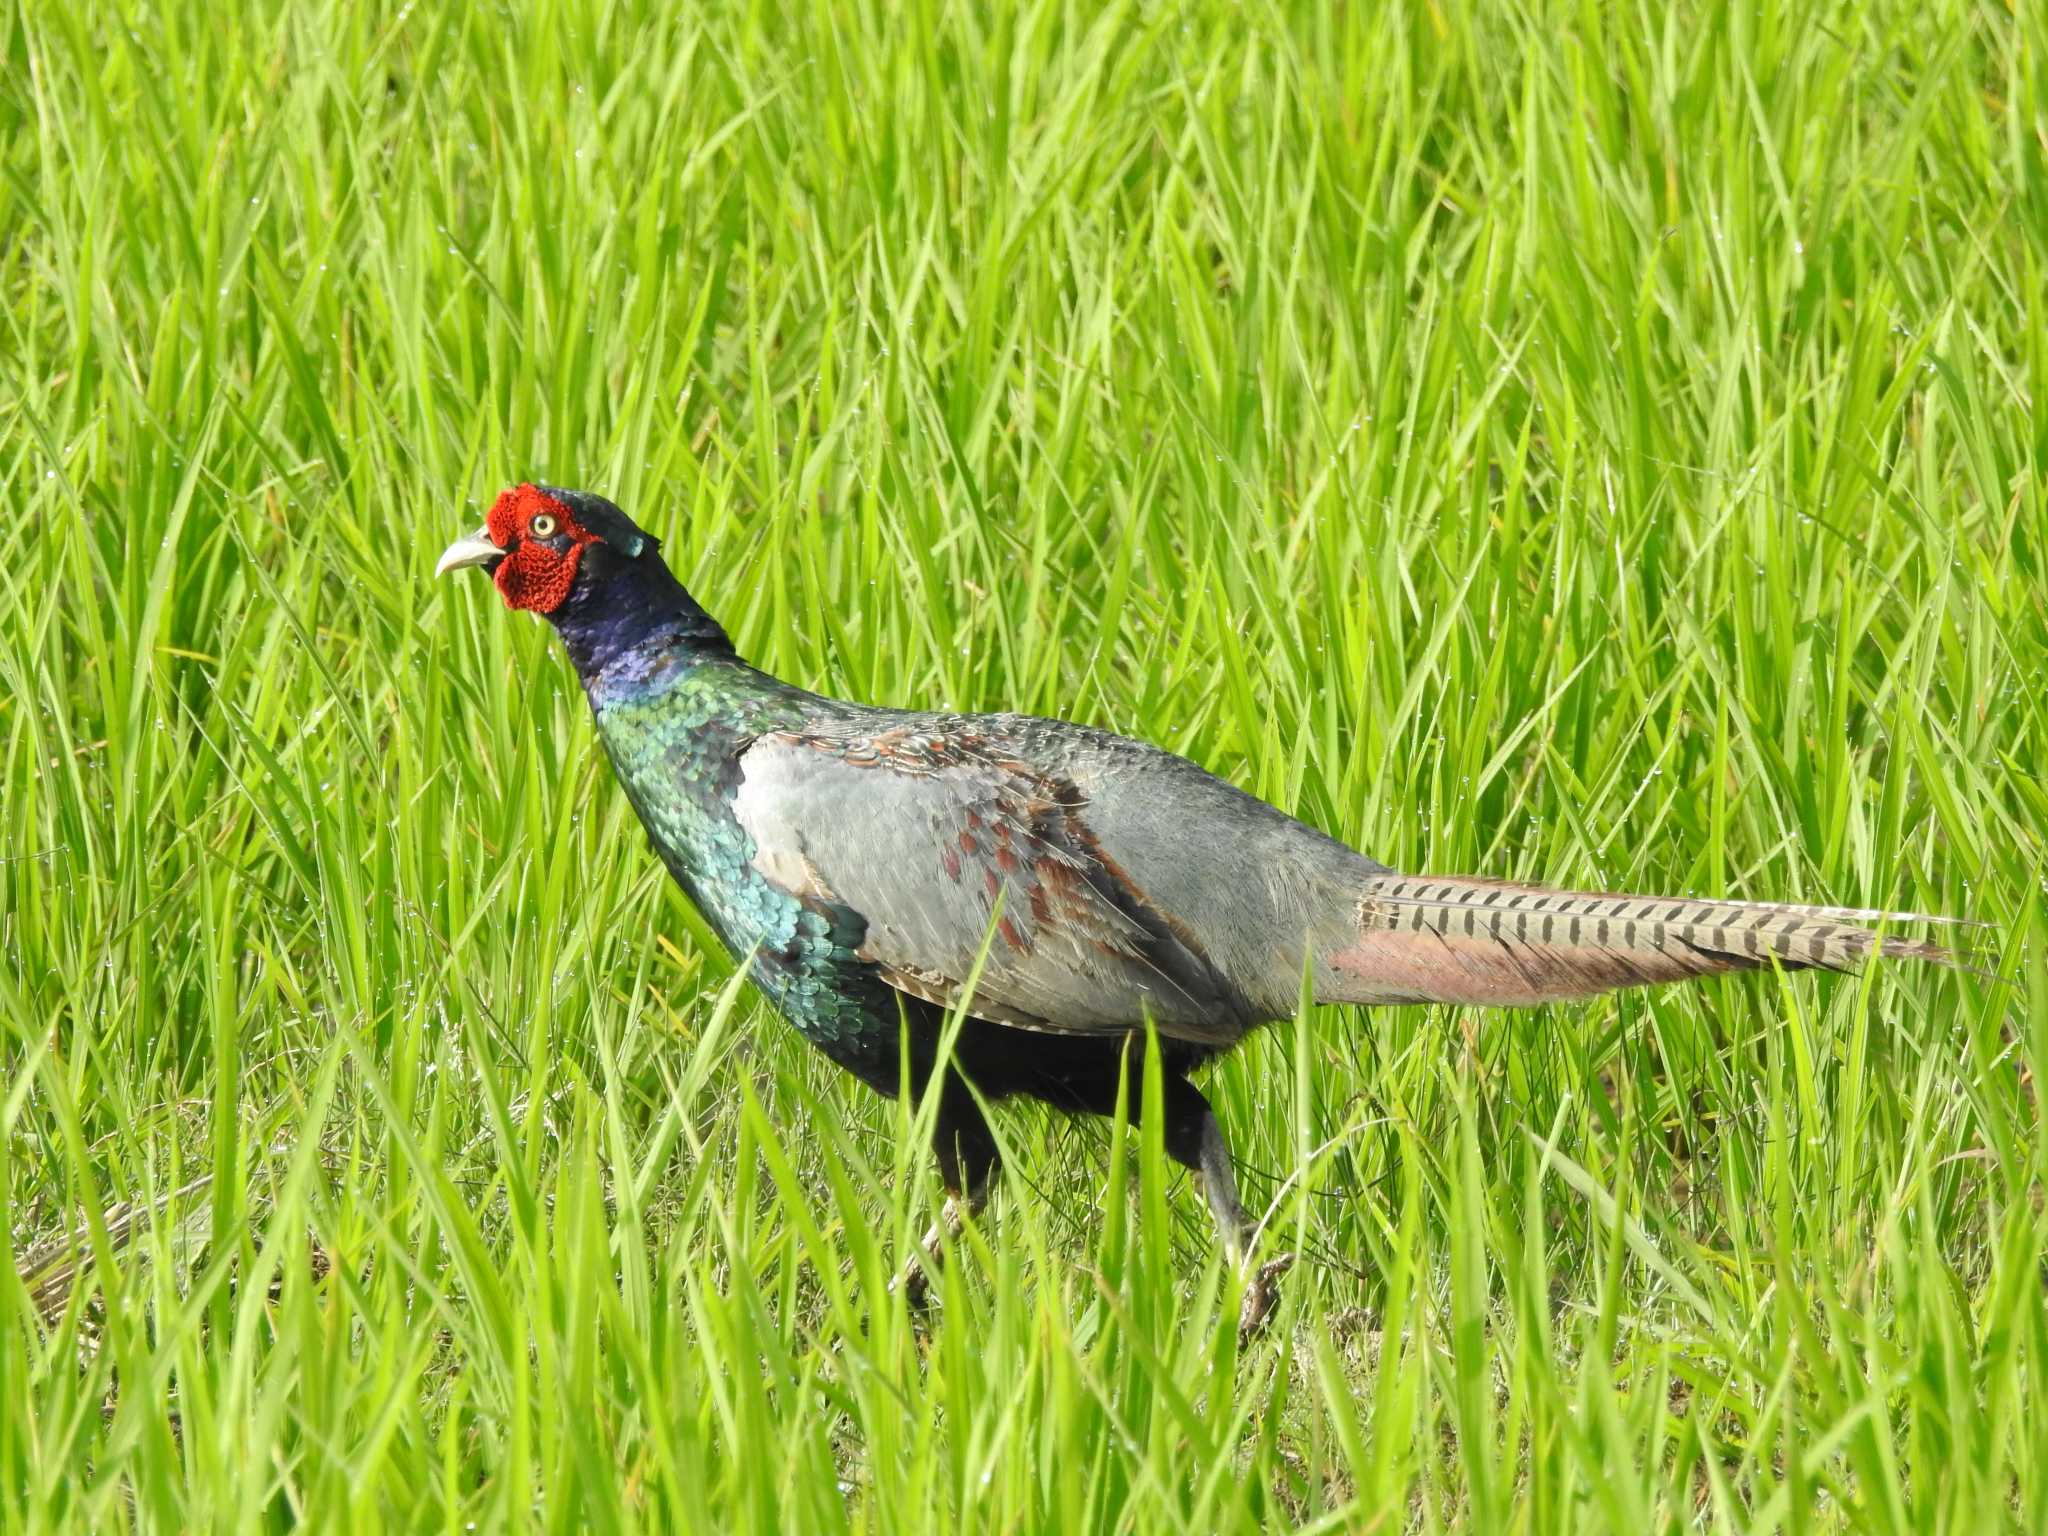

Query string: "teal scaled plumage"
[588, 653, 905, 1082]
[440, 481, 1956, 1333]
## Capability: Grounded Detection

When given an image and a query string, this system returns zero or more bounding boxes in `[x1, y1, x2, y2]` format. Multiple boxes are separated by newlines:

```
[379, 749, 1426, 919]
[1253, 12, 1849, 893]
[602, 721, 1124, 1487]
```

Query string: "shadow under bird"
[440, 484, 1957, 1332]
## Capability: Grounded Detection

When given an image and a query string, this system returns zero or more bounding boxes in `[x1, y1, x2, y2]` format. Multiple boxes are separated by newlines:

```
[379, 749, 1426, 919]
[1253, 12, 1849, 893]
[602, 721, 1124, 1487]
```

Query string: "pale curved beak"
[436, 526, 504, 577]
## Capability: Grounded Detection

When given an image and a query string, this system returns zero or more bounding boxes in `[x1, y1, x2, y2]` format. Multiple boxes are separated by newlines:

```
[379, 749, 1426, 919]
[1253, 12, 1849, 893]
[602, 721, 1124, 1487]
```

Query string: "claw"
[1236, 1252, 1296, 1338]
[887, 1194, 974, 1315]
[890, 1251, 935, 1313]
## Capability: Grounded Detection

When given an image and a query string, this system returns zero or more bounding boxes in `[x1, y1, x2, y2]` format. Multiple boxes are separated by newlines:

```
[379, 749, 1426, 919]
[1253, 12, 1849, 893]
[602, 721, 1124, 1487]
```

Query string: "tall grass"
[2, 0, 2044, 1528]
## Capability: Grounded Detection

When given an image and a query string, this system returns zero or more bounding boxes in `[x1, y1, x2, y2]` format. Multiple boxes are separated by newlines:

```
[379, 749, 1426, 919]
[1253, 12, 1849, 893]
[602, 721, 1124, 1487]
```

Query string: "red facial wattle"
[485, 484, 598, 613]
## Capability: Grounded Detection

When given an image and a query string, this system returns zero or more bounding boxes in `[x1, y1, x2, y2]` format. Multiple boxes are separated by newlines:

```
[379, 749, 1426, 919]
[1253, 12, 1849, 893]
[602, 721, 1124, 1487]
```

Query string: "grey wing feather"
[730, 724, 1272, 1043]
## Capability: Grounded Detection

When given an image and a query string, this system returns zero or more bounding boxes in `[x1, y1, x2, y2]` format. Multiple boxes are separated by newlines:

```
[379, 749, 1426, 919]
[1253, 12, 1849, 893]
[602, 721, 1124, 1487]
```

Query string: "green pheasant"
[441, 483, 1955, 1330]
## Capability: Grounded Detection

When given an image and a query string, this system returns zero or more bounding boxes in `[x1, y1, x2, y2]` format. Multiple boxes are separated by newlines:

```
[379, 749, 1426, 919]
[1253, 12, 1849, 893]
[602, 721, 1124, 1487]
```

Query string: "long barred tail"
[1321, 873, 1959, 1007]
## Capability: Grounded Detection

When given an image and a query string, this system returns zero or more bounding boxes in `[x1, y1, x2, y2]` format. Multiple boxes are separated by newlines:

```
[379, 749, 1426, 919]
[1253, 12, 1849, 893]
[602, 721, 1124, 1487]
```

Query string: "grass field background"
[4, 0, 2046, 1529]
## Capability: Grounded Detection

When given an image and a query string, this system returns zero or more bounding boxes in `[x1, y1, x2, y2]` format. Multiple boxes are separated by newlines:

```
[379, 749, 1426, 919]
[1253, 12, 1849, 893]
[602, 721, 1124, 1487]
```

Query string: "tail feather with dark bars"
[1324, 875, 1958, 1008]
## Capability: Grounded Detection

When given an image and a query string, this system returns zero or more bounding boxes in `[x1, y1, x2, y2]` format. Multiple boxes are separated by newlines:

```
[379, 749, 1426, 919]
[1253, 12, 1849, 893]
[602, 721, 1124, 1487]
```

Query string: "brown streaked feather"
[1322, 875, 1952, 1008]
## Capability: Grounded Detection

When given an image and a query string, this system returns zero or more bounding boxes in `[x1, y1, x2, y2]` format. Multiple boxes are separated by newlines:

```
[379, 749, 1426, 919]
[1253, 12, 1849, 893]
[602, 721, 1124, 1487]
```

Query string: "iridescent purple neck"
[546, 546, 736, 689]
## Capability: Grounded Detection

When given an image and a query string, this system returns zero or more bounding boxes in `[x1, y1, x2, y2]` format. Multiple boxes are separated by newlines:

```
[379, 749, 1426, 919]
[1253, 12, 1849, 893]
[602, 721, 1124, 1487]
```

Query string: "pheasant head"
[437, 484, 731, 677]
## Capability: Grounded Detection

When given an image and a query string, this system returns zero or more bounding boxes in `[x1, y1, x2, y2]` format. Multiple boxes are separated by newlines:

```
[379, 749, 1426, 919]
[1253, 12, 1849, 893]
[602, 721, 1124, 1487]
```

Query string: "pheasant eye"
[529, 513, 558, 538]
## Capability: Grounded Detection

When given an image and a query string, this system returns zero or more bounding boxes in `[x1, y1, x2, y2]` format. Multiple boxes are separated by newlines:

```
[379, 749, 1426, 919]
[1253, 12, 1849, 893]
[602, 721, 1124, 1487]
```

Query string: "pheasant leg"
[1164, 1076, 1295, 1337]
[892, 1070, 999, 1312]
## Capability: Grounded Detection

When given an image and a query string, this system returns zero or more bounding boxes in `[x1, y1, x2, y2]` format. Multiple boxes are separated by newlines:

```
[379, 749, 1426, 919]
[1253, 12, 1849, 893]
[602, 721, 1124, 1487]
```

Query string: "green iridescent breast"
[589, 657, 902, 1079]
